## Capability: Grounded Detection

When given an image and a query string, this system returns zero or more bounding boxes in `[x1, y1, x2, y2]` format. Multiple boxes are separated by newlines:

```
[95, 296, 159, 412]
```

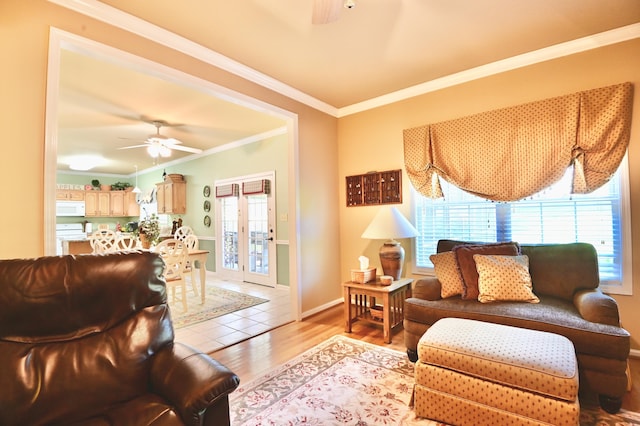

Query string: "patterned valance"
[403, 83, 634, 201]
[215, 183, 239, 198]
[242, 179, 271, 195]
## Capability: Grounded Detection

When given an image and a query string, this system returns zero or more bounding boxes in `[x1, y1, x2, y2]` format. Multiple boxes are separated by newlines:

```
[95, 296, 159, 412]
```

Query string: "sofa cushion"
[453, 242, 520, 300]
[521, 243, 599, 300]
[475, 254, 539, 304]
[430, 251, 465, 298]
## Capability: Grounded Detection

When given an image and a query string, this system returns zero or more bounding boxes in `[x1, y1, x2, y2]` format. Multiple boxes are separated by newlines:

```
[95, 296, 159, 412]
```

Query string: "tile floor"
[174, 272, 293, 353]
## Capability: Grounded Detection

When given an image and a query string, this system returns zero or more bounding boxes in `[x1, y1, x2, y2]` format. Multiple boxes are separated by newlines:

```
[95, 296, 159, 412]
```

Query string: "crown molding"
[338, 23, 640, 117]
[48, 1, 639, 118]
[47, 0, 338, 117]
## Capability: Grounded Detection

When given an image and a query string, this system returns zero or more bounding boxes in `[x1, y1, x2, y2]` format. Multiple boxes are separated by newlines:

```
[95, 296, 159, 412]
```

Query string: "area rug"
[169, 283, 268, 329]
[229, 335, 640, 426]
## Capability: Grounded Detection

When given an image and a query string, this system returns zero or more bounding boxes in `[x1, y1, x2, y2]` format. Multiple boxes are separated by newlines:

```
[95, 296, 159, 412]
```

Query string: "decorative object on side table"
[136, 214, 160, 249]
[361, 206, 419, 280]
[379, 275, 393, 285]
[351, 255, 375, 283]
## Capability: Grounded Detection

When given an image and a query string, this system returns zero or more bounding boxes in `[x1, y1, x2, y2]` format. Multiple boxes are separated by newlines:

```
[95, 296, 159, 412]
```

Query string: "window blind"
[414, 166, 623, 286]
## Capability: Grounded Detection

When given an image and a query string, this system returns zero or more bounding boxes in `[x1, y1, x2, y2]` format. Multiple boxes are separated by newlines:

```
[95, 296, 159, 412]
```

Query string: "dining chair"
[155, 238, 189, 313]
[114, 234, 137, 251]
[89, 229, 118, 254]
[174, 225, 194, 242]
[182, 233, 201, 297]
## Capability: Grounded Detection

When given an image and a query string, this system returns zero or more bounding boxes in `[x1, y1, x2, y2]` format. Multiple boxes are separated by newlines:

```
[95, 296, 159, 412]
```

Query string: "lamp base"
[379, 240, 404, 281]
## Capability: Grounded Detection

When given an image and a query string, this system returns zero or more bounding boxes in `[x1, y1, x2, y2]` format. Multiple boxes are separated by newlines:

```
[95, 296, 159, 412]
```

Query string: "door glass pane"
[221, 197, 239, 271]
[247, 194, 269, 275]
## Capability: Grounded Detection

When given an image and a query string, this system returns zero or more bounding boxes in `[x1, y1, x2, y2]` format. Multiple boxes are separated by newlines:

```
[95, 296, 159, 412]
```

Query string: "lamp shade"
[361, 206, 419, 241]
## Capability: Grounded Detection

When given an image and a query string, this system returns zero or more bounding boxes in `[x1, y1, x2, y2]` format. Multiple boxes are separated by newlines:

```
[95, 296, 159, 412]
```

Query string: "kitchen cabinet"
[156, 181, 186, 214]
[125, 192, 140, 216]
[110, 191, 125, 216]
[56, 189, 84, 201]
[85, 191, 110, 217]
[85, 191, 139, 217]
[113, 191, 139, 216]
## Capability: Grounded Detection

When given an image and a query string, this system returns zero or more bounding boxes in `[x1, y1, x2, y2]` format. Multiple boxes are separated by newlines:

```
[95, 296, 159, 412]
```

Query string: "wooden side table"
[343, 277, 413, 343]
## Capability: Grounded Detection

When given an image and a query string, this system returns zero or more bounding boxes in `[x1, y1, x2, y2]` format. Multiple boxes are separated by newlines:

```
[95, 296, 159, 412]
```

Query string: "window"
[412, 160, 632, 295]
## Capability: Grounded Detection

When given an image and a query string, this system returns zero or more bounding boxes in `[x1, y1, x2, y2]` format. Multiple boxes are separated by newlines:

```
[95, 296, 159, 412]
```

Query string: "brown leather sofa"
[0, 251, 240, 425]
[404, 240, 630, 413]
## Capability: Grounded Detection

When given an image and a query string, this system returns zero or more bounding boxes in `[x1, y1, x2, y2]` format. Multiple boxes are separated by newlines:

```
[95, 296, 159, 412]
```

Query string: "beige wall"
[0, 0, 342, 315]
[338, 39, 640, 350]
[3, 1, 638, 342]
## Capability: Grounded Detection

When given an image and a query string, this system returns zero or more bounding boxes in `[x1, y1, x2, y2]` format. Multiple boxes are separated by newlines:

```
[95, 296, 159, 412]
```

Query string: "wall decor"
[203, 200, 211, 212]
[346, 169, 402, 207]
[203, 185, 211, 197]
[204, 215, 211, 227]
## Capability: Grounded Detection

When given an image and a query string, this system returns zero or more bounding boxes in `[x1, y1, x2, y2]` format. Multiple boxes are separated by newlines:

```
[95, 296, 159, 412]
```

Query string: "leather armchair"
[0, 251, 239, 425]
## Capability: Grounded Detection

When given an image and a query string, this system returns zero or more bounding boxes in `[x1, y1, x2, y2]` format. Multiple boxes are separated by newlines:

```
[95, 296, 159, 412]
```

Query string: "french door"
[215, 173, 276, 287]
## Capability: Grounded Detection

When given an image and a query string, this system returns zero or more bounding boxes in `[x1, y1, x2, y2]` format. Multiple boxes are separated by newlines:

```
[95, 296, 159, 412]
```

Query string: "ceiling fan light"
[159, 145, 172, 157]
[147, 144, 160, 158]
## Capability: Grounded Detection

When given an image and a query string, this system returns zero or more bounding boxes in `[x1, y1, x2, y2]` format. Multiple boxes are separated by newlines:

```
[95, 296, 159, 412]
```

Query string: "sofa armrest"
[573, 288, 621, 326]
[150, 342, 240, 426]
[413, 277, 443, 301]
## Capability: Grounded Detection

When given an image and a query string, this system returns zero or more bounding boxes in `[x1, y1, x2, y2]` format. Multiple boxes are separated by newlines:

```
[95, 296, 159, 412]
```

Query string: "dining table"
[186, 249, 210, 304]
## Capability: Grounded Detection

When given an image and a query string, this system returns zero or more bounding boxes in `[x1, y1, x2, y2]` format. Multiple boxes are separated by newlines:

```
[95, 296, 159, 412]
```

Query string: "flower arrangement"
[136, 213, 160, 247]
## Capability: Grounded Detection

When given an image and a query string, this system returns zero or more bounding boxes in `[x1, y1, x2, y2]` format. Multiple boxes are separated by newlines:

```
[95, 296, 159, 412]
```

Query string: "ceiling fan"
[312, 0, 356, 25]
[118, 120, 203, 158]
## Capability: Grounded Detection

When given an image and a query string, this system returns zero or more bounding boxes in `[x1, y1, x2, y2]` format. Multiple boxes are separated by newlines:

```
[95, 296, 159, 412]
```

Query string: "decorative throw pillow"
[453, 242, 520, 300]
[474, 254, 540, 303]
[430, 251, 465, 298]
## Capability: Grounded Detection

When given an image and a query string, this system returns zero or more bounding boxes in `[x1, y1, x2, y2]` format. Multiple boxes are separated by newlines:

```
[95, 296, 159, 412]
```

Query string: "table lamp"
[361, 206, 419, 280]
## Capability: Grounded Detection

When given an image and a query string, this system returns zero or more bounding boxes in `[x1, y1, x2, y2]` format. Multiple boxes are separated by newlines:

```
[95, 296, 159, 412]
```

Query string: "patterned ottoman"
[414, 318, 580, 426]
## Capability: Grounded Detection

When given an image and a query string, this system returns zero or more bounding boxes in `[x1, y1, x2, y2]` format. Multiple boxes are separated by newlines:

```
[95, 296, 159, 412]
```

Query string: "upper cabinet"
[84, 191, 139, 217]
[156, 181, 186, 214]
[85, 191, 110, 217]
[56, 189, 85, 201]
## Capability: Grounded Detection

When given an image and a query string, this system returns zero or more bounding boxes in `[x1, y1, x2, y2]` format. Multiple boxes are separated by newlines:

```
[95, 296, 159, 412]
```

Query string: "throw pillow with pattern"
[474, 254, 540, 303]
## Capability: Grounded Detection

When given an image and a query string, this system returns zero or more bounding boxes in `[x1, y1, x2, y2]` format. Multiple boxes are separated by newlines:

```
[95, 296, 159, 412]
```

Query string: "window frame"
[410, 155, 633, 295]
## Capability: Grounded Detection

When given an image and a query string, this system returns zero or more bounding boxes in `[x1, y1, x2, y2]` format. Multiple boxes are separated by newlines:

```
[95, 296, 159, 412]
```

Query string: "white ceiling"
[56, 0, 640, 175]
[57, 49, 288, 176]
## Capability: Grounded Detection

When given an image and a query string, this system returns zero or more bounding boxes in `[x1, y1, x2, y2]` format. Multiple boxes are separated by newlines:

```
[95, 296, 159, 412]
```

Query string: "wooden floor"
[211, 304, 640, 412]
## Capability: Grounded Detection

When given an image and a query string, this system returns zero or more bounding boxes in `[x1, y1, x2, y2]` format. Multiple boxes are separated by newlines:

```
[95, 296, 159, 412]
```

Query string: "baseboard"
[301, 298, 343, 319]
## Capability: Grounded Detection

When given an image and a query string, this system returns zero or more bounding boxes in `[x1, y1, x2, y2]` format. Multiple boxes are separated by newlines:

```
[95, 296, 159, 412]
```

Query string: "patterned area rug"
[169, 283, 268, 329]
[229, 335, 640, 426]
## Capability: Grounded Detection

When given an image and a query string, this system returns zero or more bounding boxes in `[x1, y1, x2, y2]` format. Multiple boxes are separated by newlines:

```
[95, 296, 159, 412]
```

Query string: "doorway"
[44, 29, 301, 320]
[215, 173, 277, 287]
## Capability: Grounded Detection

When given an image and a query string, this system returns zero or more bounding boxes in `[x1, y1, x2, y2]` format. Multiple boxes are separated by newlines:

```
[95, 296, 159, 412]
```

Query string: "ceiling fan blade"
[117, 144, 149, 150]
[312, 0, 342, 24]
[148, 135, 182, 145]
[171, 145, 203, 154]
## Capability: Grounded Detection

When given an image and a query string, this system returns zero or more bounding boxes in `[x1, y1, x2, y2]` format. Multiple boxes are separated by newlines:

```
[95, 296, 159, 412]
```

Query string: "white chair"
[174, 226, 194, 242]
[114, 234, 137, 251]
[181, 234, 200, 297]
[89, 229, 118, 254]
[155, 239, 189, 313]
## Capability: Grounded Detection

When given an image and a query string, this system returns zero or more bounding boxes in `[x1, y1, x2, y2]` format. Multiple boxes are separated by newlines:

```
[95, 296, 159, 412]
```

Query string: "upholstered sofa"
[0, 251, 240, 425]
[403, 240, 630, 413]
